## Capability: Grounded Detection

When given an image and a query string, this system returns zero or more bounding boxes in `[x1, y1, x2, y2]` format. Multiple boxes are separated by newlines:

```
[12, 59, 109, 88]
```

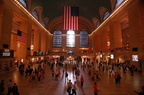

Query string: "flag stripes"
[17, 32, 27, 43]
[63, 6, 79, 30]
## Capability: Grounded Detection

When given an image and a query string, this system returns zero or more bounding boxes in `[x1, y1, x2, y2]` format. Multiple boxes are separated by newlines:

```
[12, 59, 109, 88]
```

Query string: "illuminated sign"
[2, 52, 10, 56]
[2, 49, 10, 56]
[110, 54, 114, 59]
[132, 55, 138, 61]
[0, 49, 14, 58]
[100, 54, 102, 58]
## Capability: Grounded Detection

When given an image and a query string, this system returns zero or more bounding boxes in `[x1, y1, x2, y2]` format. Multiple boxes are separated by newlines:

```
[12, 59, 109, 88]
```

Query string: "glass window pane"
[66, 30, 75, 47]
[32, 10, 39, 20]
[115, 0, 124, 8]
[103, 11, 110, 20]
[96, 21, 100, 28]
[19, 0, 27, 7]
[53, 30, 62, 47]
[80, 31, 88, 47]
[42, 20, 46, 27]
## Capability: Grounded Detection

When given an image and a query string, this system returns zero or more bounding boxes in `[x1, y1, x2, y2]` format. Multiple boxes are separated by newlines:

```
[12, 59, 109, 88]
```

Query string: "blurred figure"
[67, 80, 72, 95]
[0, 80, 5, 94]
[80, 75, 84, 87]
[93, 82, 98, 95]
[7, 79, 12, 95]
[12, 83, 19, 95]
[72, 81, 77, 95]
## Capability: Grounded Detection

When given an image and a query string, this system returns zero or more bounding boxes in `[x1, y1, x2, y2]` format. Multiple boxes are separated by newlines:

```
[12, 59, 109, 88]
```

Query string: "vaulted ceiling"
[29, 0, 112, 33]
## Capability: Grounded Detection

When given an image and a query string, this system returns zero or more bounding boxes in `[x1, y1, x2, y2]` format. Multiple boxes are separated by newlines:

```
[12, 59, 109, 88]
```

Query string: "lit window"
[80, 31, 88, 47]
[53, 30, 62, 47]
[66, 30, 75, 47]
[115, 0, 124, 8]
[32, 10, 39, 20]
[103, 11, 110, 20]
[19, 0, 27, 7]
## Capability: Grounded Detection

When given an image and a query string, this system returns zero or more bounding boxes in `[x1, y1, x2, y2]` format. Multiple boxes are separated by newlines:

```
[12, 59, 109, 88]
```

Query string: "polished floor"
[0, 63, 144, 95]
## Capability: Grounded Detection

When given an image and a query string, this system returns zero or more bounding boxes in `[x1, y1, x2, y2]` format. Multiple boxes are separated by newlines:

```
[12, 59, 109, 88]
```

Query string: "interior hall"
[0, 0, 144, 95]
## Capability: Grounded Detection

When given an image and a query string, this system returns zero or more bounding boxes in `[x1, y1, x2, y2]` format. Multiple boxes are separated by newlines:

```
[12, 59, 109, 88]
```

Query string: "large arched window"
[66, 30, 75, 47]
[103, 11, 110, 21]
[115, 0, 124, 8]
[80, 31, 88, 47]
[53, 30, 62, 47]
[19, 0, 27, 7]
[32, 10, 39, 20]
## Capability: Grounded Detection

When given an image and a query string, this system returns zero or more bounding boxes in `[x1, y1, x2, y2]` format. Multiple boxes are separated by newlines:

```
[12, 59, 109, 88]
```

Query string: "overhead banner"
[63, 6, 79, 30]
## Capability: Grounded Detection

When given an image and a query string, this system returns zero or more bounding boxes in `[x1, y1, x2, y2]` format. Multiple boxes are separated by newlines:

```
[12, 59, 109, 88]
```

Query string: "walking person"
[75, 71, 78, 80]
[0, 80, 5, 94]
[37, 71, 41, 82]
[25, 68, 29, 77]
[7, 79, 12, 95]
[67, 80, 72, 95]
[51, 70, 55, 80]
[93, 82, 98, 95]
[80, 75, 84, 87]
[117, 73, 121, 84]
[58, 70, 61, 79]
[113, 72, 118, 84]
[41, 69, 45, 79]
[88, 69, 92, 79]
[31, 72, 35, 81]
[12, 83, 19, 95]
[72, 81, 77, 95]
[55, 70, 59, 81]
[65, 71, 68, 81]
[95, 71, 101, 80]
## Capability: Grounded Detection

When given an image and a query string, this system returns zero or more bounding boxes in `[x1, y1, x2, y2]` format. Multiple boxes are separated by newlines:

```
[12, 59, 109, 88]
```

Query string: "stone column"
[0, 5, 13, 49]
[26, 23, 32, 56]
[128, 0, 141, 66]
[109, 22, 122, 63]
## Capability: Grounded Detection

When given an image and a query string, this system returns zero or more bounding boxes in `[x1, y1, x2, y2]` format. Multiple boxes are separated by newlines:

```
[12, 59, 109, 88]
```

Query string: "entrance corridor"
[0, 63, 144, 95]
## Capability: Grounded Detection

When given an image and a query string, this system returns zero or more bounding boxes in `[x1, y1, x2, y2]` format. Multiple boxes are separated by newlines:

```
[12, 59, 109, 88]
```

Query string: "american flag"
[17, 30, 27, 43]
[63, 6, 79, 30]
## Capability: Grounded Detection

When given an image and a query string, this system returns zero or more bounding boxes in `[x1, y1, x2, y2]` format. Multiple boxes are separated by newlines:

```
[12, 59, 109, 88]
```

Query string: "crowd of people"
[0, 58, 143, 95]
[0, 79, 19, 95]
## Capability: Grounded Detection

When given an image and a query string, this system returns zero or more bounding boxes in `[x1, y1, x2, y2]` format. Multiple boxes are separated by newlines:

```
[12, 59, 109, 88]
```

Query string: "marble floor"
[0, 63, 144, 95]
